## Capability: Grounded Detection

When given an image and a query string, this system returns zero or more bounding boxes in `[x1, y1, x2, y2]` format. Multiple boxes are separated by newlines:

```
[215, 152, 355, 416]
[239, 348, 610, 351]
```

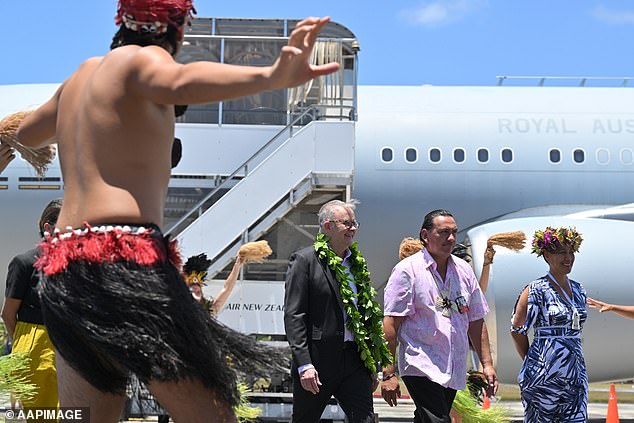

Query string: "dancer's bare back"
[34, 47, 176, 229]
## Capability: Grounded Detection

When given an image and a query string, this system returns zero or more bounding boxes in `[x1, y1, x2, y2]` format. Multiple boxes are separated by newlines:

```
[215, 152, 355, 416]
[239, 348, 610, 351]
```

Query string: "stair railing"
[165, 105, 321, 237]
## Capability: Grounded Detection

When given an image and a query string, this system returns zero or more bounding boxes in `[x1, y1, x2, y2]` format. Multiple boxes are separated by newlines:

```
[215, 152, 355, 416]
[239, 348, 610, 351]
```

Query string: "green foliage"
[234, 383, 261, 422]
[452, 390, 510, 423]
[0, 353, 37, 401]
[314, 233, 392, 373]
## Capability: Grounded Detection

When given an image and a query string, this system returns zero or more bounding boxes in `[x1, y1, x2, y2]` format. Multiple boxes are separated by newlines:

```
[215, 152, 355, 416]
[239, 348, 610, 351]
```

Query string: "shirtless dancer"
[12, 0, 339, 421]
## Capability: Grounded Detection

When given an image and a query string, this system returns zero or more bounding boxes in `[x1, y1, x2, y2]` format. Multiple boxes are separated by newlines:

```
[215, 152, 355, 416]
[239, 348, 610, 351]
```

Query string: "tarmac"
[113, 398, 634, 422]
[373, 397, 634, 422]
[3, 397, 634, 422]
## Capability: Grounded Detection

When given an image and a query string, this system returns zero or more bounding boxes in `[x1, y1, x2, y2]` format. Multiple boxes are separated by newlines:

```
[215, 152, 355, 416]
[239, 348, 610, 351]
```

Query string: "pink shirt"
[383, 248, 489, 390]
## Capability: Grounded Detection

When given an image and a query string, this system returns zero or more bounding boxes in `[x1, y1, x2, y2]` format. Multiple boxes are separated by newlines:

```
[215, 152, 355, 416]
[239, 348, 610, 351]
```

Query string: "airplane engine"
[466, 216, 634, 383]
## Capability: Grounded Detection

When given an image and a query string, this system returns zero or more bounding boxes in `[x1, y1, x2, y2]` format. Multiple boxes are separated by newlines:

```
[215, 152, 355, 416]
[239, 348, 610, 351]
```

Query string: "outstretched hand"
[587, 297, 612, 312]
[269, 17, 341, 90]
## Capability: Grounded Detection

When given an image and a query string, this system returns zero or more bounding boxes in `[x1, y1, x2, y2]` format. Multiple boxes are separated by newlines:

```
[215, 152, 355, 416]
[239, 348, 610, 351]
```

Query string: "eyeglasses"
[330, 219, 360, 229]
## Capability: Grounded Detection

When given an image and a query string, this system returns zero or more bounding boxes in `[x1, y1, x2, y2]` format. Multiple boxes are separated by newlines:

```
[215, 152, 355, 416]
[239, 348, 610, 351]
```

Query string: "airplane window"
[405, 148, 418, 163]
[18, 177, 61, 182]
[596, 148, 610, 165]
[501, 148, 513, 163]
[549, 149, 561, 163]
[453, 148, 465, 163]
[477, 148, 489, 163]
[381, 147, 394, 163]
[429, 148, 441, 163]
[573, 149, 585, 164]
[621, 148, 633, 165]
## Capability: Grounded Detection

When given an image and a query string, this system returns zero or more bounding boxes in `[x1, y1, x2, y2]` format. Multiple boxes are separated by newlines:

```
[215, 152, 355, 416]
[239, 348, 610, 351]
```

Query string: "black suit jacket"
[284, 245, 347, 381]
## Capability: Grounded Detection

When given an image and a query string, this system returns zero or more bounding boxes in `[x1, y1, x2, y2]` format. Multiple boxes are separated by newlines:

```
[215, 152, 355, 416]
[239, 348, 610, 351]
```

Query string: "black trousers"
[401, 376, 457, 423]
[291, 344, 374, 423]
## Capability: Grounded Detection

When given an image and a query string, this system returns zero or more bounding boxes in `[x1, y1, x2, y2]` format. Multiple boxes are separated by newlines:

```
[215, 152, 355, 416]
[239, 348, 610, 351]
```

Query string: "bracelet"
[382, 372, 397, 382]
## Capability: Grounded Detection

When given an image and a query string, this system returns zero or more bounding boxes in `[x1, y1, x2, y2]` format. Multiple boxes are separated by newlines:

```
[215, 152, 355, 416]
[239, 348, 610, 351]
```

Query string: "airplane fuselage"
[1, 83, 633, 383]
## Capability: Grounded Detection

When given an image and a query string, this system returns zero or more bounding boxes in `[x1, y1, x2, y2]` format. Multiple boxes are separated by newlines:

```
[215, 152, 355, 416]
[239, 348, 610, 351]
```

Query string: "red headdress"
[115, 0, 196, 34]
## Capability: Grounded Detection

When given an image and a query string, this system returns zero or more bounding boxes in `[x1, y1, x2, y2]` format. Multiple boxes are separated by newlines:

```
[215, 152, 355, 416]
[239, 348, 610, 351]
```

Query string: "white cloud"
[400, 0, 487, 27]
[592, 4, 634, 25]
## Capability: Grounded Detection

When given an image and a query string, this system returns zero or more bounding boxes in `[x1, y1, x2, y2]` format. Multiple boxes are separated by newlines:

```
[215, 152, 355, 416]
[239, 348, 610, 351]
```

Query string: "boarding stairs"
[165, 106, 355, 278]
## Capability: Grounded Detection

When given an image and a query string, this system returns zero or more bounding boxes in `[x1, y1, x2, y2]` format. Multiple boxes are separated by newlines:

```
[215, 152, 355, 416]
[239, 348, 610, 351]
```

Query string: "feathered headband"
[531, 226, 583, 257]
[183, 253, 211, 286]
[115, 0, 196, 34]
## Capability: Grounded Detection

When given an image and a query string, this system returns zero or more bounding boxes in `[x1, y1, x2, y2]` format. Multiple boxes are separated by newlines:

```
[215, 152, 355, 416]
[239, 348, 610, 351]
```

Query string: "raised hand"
[484, 245, 496, 265]
[269, 17, 341, 90]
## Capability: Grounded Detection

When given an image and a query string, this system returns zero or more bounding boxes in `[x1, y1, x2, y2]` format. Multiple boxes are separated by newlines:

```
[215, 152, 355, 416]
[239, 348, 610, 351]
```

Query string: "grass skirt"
[36, 224, 289, 408]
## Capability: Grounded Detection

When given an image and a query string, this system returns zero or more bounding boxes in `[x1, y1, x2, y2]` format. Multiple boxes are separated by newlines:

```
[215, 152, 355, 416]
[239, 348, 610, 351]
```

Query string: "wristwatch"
[382, 372, 397, 382]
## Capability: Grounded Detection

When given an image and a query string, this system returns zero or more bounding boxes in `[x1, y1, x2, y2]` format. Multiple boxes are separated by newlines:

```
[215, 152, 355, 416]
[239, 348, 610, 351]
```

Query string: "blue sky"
[2, 0, 634, 86]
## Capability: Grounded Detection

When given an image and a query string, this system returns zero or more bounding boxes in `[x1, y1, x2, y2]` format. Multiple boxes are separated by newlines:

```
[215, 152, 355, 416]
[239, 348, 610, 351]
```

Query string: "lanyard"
[547, 273, 580, 330]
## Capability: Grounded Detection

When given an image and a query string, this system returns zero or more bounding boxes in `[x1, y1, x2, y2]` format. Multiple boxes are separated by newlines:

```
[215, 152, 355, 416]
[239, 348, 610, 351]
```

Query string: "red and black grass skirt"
[35, 224, 288, 407]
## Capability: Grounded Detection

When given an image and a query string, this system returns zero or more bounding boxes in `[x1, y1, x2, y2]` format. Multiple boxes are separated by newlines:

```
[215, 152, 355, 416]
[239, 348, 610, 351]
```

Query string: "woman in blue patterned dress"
[510, 227, 587, 422]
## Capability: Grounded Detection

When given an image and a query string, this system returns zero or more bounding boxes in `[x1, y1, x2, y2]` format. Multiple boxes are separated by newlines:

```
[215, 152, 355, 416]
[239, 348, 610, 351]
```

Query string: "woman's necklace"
[547, 273, 580, 330]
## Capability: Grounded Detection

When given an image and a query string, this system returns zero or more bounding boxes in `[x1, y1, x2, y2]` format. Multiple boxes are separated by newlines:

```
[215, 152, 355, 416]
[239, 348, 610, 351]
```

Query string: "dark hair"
[174, 104, 188, 117]
[419, 209, 454, 245]
[171, 137, 182, 169]
[110, 23, 182, 54]
[39, 199, 63, 237]
[451, 243, 472, 263]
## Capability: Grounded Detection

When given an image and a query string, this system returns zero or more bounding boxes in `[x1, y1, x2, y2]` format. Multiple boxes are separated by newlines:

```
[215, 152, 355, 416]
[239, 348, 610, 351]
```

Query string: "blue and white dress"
[511, 276, 588, 423]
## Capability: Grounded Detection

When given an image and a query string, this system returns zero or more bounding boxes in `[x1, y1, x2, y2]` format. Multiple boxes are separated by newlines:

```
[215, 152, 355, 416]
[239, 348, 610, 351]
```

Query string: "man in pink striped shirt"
[381, 209, 498, 423]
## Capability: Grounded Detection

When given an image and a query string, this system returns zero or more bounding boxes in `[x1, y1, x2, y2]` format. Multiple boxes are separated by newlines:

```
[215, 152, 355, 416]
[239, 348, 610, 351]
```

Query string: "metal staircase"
[165, 17, 359, 279]
[165, 106, 355, 278]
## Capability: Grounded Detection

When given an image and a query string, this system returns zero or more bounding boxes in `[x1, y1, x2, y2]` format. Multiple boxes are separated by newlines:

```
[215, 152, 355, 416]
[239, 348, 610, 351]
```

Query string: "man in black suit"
[284, 200, 378, 423]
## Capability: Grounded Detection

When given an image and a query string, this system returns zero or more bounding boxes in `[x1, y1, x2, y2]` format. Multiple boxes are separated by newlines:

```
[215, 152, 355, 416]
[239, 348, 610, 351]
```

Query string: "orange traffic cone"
[482, 390, 491, 410]
[606, 383, 620, 423]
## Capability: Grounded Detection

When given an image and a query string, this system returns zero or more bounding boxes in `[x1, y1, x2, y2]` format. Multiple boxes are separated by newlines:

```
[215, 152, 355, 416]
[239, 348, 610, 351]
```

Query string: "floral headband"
[531, 226, 583, 257]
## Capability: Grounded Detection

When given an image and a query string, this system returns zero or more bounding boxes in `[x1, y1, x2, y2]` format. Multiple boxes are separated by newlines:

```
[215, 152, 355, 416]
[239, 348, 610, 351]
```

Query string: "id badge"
[571, 309, 581, 330]
[455, 295, 469, 314]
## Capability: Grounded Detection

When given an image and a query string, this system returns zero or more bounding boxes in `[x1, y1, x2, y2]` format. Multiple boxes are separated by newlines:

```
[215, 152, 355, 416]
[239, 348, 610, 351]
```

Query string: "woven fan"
[238, 240, 273, 263]
[0, 111, 56, 176]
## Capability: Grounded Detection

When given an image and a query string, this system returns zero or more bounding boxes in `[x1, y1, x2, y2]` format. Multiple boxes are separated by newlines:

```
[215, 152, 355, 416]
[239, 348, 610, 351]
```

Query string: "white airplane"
[1, 17, 633, 385]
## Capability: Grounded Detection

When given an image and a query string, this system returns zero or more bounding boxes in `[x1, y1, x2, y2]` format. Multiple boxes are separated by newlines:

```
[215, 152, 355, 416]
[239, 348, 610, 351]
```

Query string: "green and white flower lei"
[314, 233, 392, 373]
